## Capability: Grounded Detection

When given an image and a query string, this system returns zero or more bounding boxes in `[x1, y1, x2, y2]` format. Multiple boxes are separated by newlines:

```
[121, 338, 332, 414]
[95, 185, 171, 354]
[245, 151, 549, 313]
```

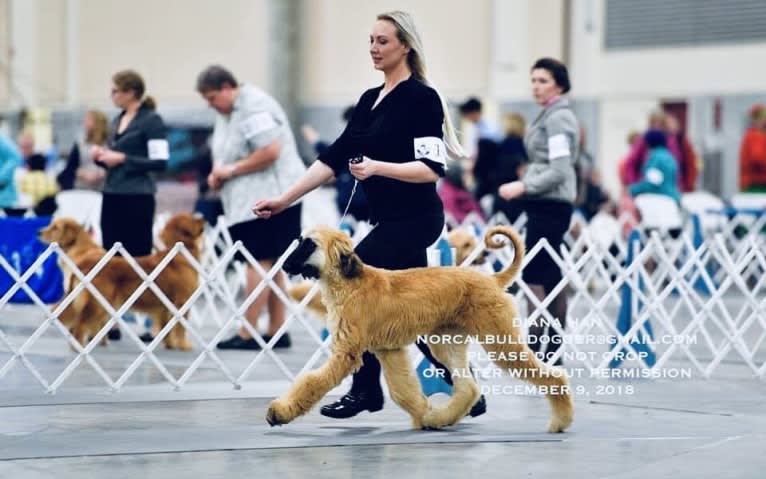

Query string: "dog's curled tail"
[484, 225, 525, 287]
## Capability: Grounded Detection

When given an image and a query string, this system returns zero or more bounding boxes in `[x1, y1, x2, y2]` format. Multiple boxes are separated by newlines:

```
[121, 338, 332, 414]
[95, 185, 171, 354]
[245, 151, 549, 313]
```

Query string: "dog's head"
[447, 228, 485, 266]
[283, 226, 362, 280]
[38, 217, 86, 250]
[159, 212, 206, 251]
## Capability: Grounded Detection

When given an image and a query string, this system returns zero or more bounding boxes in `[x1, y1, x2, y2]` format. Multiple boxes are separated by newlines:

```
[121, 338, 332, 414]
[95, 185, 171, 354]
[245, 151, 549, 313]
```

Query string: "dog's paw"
[421, 409, 456, 430]
[265, 400, 291, 427]
[420, 424, 443, 431]
[547, 414, 573, 433]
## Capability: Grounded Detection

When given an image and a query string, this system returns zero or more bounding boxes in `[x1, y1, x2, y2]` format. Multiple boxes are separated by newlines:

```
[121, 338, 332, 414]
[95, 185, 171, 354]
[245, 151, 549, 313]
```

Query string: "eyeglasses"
[110, 88, 121, 95]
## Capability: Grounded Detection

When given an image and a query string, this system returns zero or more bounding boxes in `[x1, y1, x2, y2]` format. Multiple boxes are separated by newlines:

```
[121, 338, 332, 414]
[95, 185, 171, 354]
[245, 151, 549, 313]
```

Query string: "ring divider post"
[609, 229, 657, 369]
[417, 236, 455, 397]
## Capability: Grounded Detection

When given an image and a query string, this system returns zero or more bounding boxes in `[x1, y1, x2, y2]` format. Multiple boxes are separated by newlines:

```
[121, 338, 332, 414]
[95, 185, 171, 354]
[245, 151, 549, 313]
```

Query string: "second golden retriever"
[55, 213, 206, 350]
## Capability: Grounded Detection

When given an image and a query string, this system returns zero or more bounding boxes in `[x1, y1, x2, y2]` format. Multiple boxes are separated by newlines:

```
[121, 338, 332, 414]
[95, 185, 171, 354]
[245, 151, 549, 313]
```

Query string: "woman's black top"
[100, 103, 168, 195]
[318, 77, 446, 223]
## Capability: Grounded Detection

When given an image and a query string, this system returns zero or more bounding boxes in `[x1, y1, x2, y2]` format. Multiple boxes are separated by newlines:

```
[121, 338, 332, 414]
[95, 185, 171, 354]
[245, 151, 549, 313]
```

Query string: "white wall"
[0, 0, 9, 107]
[299, 0, 491, 106]
[569, 0, 766, 197]
[570, 0, 766, 99]
[76, 0, 270, 109]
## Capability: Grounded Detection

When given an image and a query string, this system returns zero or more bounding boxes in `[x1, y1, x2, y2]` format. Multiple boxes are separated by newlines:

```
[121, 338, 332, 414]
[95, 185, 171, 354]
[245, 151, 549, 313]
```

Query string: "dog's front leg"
[266, 349, 362, 426]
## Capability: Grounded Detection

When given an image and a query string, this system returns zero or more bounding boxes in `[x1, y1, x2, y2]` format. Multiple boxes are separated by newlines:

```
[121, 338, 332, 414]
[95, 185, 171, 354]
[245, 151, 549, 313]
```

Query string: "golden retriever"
[39, 217, 105, 292]
[447, 227, 485, 266]
[39, 218, 108, 344]
[55, 213, 206, 350]
[267, 225, 573, 432]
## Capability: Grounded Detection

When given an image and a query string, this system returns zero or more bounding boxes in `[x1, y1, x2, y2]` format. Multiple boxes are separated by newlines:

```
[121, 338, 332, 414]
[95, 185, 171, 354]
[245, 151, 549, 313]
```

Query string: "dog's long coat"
[267, 225, 573, 432]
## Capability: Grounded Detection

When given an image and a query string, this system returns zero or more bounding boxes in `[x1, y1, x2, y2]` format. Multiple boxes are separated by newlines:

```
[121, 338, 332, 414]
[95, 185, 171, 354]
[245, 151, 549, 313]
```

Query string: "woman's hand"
[96, 148, 126, 168]
[498, 180, 526, 200]
[252, 195, 289, 219]
[77, 169, 102, 185]
[207, 172, 222, 191]
[90, 145, 105, 160]
[349, 156, 379, 181]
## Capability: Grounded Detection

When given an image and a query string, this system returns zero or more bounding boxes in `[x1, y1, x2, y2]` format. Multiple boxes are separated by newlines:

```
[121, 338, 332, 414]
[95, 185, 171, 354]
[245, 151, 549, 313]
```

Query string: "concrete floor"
[1, 370, 765, 478]
[2, 294, 765, 479]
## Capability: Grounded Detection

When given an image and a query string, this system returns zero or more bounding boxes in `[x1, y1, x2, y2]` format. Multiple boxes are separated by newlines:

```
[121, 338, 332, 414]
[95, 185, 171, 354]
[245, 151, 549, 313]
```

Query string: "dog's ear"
[339, 253, 362, 279]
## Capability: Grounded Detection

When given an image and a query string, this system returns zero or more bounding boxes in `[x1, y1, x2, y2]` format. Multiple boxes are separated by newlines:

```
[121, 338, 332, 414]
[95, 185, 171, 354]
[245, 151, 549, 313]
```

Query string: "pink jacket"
[438, 181, 486, 223]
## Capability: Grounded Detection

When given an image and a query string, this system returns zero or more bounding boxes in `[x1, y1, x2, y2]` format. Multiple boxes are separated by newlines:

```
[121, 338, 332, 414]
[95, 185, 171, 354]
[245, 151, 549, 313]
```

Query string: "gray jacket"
[522, 98, 579, 203]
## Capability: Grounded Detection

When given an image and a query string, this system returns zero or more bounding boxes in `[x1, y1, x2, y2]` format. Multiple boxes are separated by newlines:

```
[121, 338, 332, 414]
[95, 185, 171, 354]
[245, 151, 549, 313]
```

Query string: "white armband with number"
[548, 134, 570, 160]
[413, 136, 447, 166]
[646, 168, 664, 185]
[147, 139, 169, 160]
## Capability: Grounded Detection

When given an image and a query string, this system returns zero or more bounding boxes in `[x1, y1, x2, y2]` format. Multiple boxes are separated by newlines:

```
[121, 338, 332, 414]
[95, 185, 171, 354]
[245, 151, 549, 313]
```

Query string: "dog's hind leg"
[162, 309, 193, 351]
[375, 348, 430, 429]
[266, 349, 363, 426]
[481, 327, 573, 432]
[420, 341, 479, 429]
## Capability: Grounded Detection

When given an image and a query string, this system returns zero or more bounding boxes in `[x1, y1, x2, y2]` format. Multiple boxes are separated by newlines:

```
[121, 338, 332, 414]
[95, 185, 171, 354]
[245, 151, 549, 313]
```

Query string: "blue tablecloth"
[0, 216, 64, 304]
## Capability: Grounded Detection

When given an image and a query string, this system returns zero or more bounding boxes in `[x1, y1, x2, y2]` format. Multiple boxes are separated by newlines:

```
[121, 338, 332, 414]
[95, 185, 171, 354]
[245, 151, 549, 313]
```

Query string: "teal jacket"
[0, 134, 22, 208]
[629, 146, 681, 203]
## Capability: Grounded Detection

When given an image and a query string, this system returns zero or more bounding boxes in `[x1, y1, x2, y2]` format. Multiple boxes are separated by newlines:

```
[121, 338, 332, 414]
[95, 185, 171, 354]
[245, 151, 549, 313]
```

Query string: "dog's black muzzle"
[283, 237, 320, 278]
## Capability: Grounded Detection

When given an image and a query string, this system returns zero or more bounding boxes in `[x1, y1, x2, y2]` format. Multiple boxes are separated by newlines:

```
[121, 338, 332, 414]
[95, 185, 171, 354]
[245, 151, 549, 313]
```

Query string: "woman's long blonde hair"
[377, 11, 467, 160]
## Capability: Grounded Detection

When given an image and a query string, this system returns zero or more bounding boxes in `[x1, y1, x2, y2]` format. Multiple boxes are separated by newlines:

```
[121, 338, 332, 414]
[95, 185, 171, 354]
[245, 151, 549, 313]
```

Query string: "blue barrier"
[417, 237, 455, 396]
[689, 214, 716, 296]
[609, 229, 656, 369]
[0, 216, 64, 304]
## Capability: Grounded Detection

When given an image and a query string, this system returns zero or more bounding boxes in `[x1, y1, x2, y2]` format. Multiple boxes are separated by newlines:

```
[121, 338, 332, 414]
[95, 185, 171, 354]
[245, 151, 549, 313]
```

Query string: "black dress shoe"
[262, 333, 292, 349]
[216, 335, 260, 350]
[139, 332, 154, 343]
[320, 391, 384, 419]
[107, 328, 121, 341]
[467, 394, 487, 417]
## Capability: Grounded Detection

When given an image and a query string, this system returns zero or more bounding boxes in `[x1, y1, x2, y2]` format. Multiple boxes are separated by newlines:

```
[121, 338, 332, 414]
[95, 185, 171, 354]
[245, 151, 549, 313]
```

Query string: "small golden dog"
[39, 217, 108, 344]
[268, 225, 573, 432]
[39, 217, 105, 293]
[55, 213, 206, 350]
[447, 227, 485, 267]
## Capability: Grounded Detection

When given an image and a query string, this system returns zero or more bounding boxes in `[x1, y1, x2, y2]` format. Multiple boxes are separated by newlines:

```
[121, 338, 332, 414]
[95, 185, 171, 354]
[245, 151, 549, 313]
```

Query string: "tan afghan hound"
[267, 225, 573, 432]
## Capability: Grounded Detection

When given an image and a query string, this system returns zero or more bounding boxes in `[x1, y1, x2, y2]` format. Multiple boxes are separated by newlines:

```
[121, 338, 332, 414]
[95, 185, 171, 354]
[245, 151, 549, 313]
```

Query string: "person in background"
[16, 132, 48, 171]
[18, 155, 58, 215]
[629, 129, 680, 203]
[665, 114, 698, 193]
[497, 57, 579, 365]
[574, 126, 610, 221]
[0, 129, 23, 212]
[58, 110, 109, 191]
[438, 161, 485, 223]
[621, 110, 685, 189]
[458, 96, 501, 161]
[95, 69, 169, 341]
[739, 103, 766, 192]
[197, 65, 306, 351]
[479, 112, 528, 223]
